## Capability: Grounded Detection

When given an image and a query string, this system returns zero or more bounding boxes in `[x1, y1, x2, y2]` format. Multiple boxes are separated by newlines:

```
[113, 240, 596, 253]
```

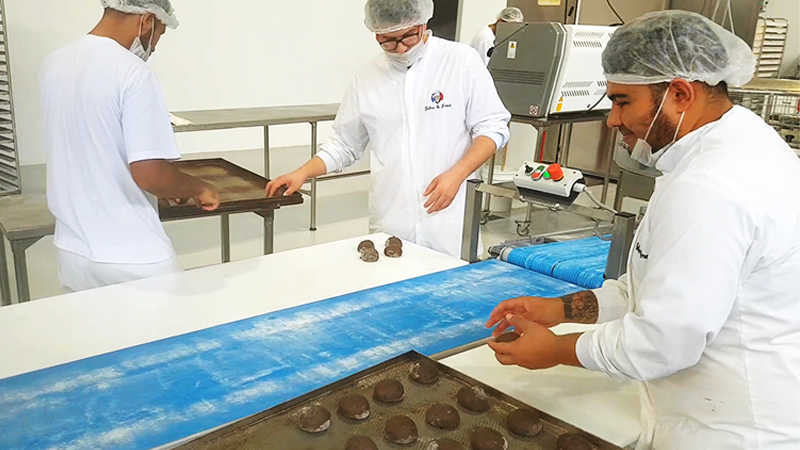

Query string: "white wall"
[762, 0, 800, 75]
[5, 0, 380, 167]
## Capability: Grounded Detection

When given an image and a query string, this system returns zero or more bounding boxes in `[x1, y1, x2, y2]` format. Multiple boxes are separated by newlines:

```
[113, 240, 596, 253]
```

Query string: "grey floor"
[9, 146, 620, 302]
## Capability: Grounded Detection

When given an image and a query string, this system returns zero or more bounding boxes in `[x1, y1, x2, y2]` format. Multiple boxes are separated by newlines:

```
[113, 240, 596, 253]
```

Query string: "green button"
[544, 172, 551, 179]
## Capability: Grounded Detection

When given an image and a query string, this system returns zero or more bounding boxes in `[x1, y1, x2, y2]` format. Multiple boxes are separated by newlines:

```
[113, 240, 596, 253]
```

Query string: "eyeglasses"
[377, 27, 423, 51]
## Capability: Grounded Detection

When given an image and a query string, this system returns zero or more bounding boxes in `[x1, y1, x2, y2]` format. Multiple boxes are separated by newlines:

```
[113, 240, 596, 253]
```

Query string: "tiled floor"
[7, 147, 621, 302]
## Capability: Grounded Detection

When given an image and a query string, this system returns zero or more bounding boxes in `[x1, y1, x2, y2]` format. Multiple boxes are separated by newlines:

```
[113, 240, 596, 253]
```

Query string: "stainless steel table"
[171, 104, 349, 231]
[0, 159, 302, 306]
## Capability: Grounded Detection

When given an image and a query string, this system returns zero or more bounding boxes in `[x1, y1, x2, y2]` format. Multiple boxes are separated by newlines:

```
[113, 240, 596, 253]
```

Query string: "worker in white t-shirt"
[39, 0, 220, 293]
[470, 7, 524, 66]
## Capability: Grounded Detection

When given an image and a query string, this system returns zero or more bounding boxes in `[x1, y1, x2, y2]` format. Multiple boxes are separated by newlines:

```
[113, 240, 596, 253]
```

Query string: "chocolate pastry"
[386, 236, 403, 248]
[384, 245, 403, 258]
[410, 359, 440, 385]
[506, 408, 542, 437]
[373, 379, 405, 404]
[425, 403, 461, 429]
[345, 435, 378, 450]
[494, 332, 521, 343]
[556, 433, 593, 450]
[358, 240, 375, 252]
[360, 247, 380, 262]
[470, 427, 508, 450]
[384, 415, 418, 445]
[427, 438, 463, 450]
[338, 393, 370, 420]
[297, 405, 331, 434]
[457, 386, 490, 412]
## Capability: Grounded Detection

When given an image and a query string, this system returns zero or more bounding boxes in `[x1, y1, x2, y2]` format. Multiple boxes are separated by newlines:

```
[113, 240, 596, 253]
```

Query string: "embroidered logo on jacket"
[425, 91, 452, 111]
[635, 243, 649, 260]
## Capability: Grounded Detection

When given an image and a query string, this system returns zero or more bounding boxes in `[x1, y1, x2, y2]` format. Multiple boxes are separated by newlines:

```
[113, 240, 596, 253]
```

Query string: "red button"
[548, 164, 564, 181]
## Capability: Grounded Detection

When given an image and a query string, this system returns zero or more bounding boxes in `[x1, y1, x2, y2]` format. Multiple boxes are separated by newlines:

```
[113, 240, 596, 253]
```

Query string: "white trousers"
[57, 249, 182, 293]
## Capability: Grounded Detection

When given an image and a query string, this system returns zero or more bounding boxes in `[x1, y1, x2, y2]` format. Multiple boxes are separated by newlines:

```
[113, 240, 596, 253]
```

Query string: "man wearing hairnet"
[267, 0, 510, 258]
[470, 7, 524, 66]
[486, 11, 800, 450]
[39, 0, 220, 292]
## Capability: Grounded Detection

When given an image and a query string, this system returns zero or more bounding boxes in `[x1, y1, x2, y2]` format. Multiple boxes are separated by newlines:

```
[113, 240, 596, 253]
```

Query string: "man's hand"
[487, 315, 582, 370]
[424, 169, 465, 214]
[193, 183, 221, 211]
[485, 296, 565, 335]
[266, 171, 307, 197]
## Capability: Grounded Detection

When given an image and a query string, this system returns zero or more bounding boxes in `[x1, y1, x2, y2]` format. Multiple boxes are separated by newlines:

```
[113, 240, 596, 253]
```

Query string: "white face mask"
[129, 15, 156, 62]
[630, 88, 686, 167]
[384, 30, 429, 71]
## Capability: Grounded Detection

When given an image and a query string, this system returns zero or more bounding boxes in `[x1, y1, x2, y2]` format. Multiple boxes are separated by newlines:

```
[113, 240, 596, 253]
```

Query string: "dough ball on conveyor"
[425, 403, 461, 429]
[297, 405, 331, 434]
[506, 408, 543, 437]
[384, 245, 403, 258]
[494, 332, 521, 343]
[386, 236, 403, 248]
[409, 359, 440, 385]
[470, 427, 508, 450]
[427, 438, 463, 450]
[457, 386, 490, 412]
[556, 433, 593, 450]
[337, 393, 371, 420]
[384, 415, 418, 445]
[360, 247, 380, 263]
[345, 435, 379, 450]
[373, 379, 405, 404]
[358, 240, 375, 252]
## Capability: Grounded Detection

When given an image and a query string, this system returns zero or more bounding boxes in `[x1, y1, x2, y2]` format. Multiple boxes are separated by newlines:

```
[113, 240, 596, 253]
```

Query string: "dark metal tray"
[174, 351, 624, 450]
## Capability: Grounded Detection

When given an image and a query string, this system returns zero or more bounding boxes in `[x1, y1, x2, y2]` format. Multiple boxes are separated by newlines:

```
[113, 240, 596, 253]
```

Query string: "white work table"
[0, 234, 639, 448]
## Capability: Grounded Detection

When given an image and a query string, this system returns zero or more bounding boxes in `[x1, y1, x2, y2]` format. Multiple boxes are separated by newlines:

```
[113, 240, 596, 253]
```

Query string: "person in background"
[267, 0, 510, 257]
[40, 0, 220, 293]
[485, 11, 800, 450]
[470, 7, 524, 66]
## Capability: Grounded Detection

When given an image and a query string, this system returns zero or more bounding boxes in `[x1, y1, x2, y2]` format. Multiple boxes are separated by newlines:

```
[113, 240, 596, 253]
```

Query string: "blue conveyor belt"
[0, 260, 580, 450]
[505, 237, 610, 289]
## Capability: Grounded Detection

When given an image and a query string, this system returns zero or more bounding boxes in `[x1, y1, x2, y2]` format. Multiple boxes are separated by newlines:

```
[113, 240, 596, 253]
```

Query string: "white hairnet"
[101, 0, 179, 29]
[496, 7, 524, 23]
[364, 0, 434, 34]
[602, 10, 755, 87]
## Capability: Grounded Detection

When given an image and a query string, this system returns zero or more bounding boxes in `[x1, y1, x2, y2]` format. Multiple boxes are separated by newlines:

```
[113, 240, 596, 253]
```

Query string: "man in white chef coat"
[485, 11, 800, 450]
[469, 7, 524, 66]
[40, 0, 220, 293]
[266, 0, 510, 257]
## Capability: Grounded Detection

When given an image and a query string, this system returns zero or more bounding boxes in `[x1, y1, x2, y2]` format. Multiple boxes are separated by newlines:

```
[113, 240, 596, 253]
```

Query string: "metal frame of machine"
[490, 21, 614, 119]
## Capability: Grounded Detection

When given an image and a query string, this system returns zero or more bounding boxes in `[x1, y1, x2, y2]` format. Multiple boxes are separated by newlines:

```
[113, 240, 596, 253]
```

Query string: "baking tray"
[158, 158, 303, 220]
[174, 351, 624, 450]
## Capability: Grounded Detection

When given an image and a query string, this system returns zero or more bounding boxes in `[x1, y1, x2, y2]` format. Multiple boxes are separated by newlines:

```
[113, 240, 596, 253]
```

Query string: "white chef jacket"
[577, 106, 800, 449]
[470, 26, 496, 66]
[317, 36, 511, 257]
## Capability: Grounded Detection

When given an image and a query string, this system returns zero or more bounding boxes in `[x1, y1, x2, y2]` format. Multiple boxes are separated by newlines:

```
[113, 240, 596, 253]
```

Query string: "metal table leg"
[263, 126, 271, 179]
[263, 209, 275, 255]
[10, 237, 43, 303]
[221, 214, 231, 263]
[310, 122, 318, 231]
[0, 235, 11, 306]
[481, 154, 497, 223]
[461, 180, 483, 263]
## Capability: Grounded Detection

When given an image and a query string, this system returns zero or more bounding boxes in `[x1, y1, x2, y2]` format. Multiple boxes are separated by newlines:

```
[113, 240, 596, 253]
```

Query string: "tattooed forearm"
[561, 291, 599, 324]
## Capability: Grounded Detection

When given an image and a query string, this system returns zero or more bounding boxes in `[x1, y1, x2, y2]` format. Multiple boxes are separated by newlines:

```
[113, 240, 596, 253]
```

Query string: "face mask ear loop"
[672, 111, 686, 143]
[644, 88, 670, 143]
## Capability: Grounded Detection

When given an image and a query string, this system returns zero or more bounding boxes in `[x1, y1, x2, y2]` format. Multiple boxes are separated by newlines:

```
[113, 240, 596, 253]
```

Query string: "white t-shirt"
[40, 35, 180, 264]
[470, 26, 495, 66]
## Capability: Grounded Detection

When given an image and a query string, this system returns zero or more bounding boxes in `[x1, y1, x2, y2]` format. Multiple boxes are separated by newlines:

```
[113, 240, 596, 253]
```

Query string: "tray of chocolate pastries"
[173, 348, 624, 450]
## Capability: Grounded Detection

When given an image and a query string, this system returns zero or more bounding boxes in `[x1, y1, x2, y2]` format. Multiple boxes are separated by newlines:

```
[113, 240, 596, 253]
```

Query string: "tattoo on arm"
[561, 291, 599, 324]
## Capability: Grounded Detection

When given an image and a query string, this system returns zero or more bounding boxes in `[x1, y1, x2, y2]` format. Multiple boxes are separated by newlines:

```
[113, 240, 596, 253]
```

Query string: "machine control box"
[513, 162, 584, 198]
